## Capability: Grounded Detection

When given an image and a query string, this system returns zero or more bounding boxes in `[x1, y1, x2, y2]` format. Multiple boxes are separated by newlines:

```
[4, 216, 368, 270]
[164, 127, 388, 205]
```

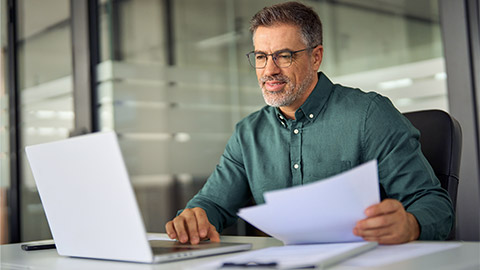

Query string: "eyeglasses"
[246, 46, 316, 69]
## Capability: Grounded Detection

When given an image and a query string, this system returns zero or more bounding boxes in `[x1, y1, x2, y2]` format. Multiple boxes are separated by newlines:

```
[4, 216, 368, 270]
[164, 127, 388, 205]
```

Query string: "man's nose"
[263, 56, 281, 76]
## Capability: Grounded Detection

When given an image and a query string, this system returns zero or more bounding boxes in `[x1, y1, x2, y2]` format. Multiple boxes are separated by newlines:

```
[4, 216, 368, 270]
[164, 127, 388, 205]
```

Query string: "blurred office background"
[1, 0, 479, 243]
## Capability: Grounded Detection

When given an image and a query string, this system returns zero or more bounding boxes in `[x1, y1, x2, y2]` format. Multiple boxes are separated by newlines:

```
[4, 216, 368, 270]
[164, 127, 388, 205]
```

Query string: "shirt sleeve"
[362, 95, 454, 240]
[181, 126, 252, 233]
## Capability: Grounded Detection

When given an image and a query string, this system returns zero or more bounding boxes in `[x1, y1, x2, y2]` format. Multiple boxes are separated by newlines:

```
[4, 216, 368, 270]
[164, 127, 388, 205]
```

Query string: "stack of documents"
[193, 242, 377, 269]
[238, 160, 380, 245]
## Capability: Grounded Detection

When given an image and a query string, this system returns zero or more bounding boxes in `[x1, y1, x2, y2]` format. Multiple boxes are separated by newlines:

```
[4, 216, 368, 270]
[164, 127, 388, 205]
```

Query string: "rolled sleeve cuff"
[408, 208, 453, 240]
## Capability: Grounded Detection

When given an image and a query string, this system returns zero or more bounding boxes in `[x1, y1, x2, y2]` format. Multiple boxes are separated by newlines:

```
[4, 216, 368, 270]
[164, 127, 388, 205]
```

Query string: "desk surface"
[1, 234, 479, 270]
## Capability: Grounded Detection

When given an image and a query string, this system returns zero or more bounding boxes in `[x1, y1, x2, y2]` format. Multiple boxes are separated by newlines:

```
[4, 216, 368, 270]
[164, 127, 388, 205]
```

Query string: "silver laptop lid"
[26, 131, 154, 263]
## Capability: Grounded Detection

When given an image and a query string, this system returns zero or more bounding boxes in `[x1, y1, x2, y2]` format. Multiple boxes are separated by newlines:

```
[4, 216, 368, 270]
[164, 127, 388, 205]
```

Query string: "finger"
[184, 212, 201, 245]
[354, 224, 392, 239]
[355, 223, 400, 244]
[207, 224, 221, 242]
[356, 212, 398, 231]
[193, 208, 210, 239]
[365, 199, 402, 217]
[172, 216, 189, 243]
[165, 221, 177, 240]
[173, 209, 196, 243]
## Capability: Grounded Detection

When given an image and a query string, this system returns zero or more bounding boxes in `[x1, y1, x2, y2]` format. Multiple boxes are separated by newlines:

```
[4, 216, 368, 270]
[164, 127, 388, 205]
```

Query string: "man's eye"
[255, 54, 266, 60]
[277, 53, 291, 59]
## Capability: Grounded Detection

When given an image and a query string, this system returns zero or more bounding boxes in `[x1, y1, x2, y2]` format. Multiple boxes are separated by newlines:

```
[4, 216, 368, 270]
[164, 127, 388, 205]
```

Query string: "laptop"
[25, 131, 252, 263]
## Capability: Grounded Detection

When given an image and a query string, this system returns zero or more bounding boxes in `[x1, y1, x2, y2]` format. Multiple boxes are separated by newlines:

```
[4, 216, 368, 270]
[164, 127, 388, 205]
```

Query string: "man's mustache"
[260, 75, 290, 84]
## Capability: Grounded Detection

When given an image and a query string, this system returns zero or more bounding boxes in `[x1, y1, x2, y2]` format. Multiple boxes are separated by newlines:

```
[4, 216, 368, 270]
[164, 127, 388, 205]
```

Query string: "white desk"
[1, 234, 479, 269]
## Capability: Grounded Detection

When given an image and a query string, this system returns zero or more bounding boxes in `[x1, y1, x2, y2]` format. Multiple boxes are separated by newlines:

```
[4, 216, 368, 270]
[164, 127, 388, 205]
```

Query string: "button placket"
[289, 122, 303, 185]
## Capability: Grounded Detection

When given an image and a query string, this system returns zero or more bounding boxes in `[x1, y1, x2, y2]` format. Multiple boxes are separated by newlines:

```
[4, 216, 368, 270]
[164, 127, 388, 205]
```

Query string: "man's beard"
[260, 71, 314, 107]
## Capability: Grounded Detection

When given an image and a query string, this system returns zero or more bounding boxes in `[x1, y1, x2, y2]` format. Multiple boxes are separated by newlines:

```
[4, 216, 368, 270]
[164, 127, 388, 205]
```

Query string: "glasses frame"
[246, 46, 318, 69]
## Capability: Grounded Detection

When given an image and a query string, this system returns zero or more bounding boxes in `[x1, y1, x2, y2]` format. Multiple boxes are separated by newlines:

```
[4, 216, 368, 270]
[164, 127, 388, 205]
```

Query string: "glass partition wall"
[96, 0, 446, 235]
[16, 0, 74, 241]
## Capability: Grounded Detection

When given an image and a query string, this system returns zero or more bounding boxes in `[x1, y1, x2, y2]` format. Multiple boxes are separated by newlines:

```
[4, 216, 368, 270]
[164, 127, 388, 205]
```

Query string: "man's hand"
[353, 199, 420, 244]
[165, 207, 220, 244]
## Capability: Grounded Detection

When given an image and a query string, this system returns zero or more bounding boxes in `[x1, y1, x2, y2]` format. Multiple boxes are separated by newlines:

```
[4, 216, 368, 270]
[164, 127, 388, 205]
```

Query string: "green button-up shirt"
[185, 72, 454, 240]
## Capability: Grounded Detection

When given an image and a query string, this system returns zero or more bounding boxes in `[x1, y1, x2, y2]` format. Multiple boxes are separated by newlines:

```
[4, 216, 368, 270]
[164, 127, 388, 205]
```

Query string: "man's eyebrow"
[254, 48, 293, 54]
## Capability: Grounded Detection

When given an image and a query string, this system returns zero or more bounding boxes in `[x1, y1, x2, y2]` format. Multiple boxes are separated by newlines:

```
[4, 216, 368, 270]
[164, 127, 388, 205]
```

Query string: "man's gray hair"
[249, 1, 323, 47]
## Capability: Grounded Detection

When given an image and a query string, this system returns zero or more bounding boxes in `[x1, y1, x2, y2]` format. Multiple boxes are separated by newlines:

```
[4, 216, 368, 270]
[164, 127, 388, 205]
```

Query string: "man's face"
[253, 24, 322, 109]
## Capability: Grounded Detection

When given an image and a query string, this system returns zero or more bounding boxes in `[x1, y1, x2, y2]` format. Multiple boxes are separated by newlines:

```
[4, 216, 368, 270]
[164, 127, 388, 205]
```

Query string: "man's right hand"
[165, 207, 220, 244]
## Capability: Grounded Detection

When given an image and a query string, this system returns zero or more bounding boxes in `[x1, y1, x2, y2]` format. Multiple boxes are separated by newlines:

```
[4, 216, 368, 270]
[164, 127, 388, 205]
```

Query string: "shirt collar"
[275, 72, 334, 125]
[297, 72, 334, 123]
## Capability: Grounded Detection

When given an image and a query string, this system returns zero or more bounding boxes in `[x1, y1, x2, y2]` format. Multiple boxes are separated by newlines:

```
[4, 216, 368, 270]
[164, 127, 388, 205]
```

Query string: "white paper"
[238, 160, 380, 244]
[191, 242, 377, 270]
[343, 242, 462, 266]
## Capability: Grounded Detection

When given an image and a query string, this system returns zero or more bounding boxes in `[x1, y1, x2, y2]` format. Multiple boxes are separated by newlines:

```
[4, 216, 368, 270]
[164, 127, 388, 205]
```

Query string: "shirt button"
[293, 163, 299, 169]
[293, 129, 299, 134]
[309, 114, 314, 119]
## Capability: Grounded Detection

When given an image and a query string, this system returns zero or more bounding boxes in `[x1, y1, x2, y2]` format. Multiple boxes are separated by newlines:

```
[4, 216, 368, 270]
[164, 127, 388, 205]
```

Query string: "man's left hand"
[353, 199, 420, 244]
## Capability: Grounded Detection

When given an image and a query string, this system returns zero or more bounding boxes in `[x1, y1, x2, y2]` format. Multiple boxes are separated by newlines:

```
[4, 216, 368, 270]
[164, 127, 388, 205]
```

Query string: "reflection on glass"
[17, 0, 73, 241]
[319, 0, 447, 112]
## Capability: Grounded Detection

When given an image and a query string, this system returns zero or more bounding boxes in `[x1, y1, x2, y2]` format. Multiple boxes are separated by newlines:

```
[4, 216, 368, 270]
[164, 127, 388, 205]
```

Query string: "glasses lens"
[274, 52, 293, 68]
[247, 52, 266, 68]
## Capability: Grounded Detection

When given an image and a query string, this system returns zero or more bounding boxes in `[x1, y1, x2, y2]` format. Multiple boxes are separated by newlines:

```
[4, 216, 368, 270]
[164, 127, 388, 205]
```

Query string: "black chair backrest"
[403, 110, 462, 212]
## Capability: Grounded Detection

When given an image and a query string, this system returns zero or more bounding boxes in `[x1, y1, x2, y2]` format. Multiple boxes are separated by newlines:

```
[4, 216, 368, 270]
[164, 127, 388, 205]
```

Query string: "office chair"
[403, 109, 462, 239]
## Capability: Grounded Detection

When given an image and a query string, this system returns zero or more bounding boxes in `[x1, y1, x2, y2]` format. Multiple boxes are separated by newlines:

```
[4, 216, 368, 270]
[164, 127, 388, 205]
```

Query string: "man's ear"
[312, 45, 324, 70]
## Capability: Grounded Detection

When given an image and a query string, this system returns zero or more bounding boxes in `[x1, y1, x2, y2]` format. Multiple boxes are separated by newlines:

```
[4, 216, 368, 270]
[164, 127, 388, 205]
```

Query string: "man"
[166, 1, 454, 245]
